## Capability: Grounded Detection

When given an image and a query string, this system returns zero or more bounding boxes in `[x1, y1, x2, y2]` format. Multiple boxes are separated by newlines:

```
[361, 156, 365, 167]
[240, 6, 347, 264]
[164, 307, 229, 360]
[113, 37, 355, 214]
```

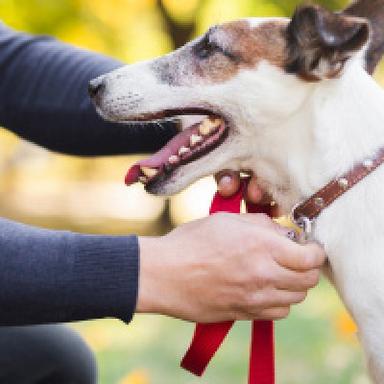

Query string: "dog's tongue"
[125, 124, 198, 185]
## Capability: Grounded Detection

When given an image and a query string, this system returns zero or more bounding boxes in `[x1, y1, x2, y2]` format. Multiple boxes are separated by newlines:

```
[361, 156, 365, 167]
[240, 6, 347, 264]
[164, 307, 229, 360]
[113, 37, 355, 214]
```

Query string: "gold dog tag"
[274, 216, 303, 243]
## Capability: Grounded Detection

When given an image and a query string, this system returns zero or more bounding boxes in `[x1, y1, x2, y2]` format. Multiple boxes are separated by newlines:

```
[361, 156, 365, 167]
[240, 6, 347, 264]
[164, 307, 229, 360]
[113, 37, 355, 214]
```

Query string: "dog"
[90, 0, 384, 381]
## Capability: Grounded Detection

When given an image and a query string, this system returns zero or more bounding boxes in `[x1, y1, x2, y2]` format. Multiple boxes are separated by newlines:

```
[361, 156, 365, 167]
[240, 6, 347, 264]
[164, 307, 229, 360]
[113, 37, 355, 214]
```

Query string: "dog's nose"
[88, 77, 105, 99]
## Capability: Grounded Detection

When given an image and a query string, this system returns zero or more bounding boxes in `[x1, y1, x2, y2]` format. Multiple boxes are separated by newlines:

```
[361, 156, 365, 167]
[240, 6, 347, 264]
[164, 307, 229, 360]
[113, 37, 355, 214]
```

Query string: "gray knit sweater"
[0, 23, 176, 325]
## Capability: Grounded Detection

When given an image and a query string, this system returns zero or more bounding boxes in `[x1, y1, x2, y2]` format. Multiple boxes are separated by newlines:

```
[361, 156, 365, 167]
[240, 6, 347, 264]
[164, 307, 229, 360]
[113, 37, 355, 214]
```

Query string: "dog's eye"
[194, 35, 239, 62]
[194, 36, 222, 59]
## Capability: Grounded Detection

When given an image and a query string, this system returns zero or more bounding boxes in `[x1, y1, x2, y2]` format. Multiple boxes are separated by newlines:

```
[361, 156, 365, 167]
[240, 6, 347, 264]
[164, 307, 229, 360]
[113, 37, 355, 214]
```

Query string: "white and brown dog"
[90, 0, 384, 381]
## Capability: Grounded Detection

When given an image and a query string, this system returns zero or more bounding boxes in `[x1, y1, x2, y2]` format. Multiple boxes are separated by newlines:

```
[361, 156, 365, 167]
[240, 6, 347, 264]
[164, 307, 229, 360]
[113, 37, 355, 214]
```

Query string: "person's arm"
[0, 23, 177, 156]
[0, 213, 324, 326]
[0, 217, 138, 325]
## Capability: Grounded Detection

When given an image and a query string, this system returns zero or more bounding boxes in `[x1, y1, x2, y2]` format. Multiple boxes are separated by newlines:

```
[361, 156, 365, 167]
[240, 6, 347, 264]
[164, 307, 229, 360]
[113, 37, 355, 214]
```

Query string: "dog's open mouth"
[125, 111, 228, 188]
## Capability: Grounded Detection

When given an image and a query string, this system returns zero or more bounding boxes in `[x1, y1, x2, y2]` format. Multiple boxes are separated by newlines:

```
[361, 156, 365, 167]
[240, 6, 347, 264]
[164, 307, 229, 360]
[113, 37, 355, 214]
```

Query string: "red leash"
[181, 182, 275, 384]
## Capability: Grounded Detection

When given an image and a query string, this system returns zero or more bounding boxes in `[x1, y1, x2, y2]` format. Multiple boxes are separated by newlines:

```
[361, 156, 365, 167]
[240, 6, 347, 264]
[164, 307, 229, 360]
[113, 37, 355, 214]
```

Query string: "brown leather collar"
[292, 147, 384, 225]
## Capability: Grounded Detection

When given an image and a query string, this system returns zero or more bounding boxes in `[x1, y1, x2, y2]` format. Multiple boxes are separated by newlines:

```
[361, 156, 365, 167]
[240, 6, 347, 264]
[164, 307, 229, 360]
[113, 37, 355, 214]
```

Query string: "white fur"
[246, 17, 288, 27]
[95, 16, 384, 381]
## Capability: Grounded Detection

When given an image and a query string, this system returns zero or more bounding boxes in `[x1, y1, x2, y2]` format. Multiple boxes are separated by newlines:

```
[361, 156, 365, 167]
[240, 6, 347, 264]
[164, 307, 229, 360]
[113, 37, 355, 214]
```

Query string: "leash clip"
[295, 216, 313, 242]
[290, 202, 313, 242]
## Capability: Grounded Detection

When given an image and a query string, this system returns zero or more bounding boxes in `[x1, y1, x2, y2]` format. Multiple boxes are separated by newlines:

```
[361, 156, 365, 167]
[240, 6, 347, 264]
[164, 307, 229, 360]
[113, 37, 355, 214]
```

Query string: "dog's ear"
[344, 0, 384, 75]
[286, 5, 370, 81]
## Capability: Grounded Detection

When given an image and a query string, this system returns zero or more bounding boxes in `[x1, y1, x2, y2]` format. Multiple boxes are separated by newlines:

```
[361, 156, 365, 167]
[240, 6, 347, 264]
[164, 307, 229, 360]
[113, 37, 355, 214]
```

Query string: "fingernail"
[219, 175, 233, 188]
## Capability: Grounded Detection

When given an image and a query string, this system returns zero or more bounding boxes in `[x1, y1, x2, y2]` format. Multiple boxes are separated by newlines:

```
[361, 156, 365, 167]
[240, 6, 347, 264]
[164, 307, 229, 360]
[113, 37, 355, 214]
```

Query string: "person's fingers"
[215, 170, 241, 198]
[244, 176, 264, 204]
[236, 306, 291, 321]
[237, 289, 309, 320]
[258, 307, 290, 320]
[273, 241, 326, 272]
[237, 213, 277, 230]
[273, 268, 321, 291]
[270, 203, 282, 218]
[252, 289, 307, 309]
[215, 171, 279, 212]
[238, 214, 292, 237]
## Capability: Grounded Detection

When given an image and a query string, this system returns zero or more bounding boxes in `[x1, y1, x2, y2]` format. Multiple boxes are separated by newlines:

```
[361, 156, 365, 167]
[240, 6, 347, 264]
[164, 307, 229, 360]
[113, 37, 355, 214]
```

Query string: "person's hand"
[215, 170, 267, 205]
[137, 213, 325, 323]
[215, 170, 280, 216]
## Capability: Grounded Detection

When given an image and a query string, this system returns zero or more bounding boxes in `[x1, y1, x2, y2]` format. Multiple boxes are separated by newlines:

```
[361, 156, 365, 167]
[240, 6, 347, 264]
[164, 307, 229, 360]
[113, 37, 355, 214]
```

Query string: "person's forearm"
[0, 218, 138, 325]
[0, 23, 177, 156]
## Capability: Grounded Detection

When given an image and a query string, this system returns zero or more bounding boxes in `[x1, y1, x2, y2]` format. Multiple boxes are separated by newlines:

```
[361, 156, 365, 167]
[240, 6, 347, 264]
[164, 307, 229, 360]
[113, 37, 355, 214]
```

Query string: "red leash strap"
[180, 321, 234, 376]
[249, 320, 275, 383]
[247, 201, 275, 384]
[181, 183, 275, 383]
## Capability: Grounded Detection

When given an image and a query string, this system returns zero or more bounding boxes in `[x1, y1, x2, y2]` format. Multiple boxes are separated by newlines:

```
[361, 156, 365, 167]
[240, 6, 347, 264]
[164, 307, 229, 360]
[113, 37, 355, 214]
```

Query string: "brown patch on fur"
[186, 20, 288, 84]
[220, 20, 287, 69]
[344, 0, 384, 74]
[152, 20, 288, 86]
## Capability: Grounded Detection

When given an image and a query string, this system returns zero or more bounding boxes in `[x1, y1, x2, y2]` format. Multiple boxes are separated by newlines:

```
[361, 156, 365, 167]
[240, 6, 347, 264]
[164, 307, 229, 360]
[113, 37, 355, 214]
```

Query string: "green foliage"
[0, 0, 356, 60]
[73, 280, 368, 384]
[0, 1, 373, 383]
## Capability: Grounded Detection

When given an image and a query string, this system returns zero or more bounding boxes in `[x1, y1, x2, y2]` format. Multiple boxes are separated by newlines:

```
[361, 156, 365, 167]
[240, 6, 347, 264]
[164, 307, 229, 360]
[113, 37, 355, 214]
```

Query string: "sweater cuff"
[67, 234, 139, 323]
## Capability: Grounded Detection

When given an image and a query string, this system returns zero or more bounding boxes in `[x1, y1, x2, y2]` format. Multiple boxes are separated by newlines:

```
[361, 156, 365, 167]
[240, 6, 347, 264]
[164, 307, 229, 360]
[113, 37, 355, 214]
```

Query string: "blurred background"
[0, 0, 381, 383]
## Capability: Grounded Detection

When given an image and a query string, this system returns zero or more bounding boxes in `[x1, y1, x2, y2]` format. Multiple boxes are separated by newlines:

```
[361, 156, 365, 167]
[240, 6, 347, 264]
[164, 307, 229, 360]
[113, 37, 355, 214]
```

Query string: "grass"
[73, 279, 369, 384]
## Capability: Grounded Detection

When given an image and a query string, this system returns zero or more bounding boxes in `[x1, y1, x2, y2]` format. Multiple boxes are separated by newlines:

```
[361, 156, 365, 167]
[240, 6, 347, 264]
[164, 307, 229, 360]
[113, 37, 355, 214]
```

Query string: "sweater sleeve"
[0, 23, 178, 156]
[0, 217, 139, 325]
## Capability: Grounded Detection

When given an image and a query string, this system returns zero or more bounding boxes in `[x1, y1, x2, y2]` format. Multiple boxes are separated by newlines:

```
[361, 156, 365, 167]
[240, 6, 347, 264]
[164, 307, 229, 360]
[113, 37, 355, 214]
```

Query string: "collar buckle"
[290, 202, 313, 242]
[295, 216, 313, 242]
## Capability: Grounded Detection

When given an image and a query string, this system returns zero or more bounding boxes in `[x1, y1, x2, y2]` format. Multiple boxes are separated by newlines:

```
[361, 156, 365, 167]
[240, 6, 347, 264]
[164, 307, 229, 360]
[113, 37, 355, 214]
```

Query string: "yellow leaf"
[118, 370, 150, 384]
[56, 22, 108, 54]
[336, 310, 358, 339]
[162, 0, 200, 22]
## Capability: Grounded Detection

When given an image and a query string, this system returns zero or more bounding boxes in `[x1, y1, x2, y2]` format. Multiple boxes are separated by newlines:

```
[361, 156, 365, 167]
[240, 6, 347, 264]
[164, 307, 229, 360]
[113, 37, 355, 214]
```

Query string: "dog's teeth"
[178, 146, 190, 156]
[198, 118, 223, 136]
[190, 134, 203, 147]
[209, 118, 223, 130]
[168, 155, 180, 164]
[139, 176, 148, 184]
[198, 120, 213, 136]
[141, 166, 159, 178]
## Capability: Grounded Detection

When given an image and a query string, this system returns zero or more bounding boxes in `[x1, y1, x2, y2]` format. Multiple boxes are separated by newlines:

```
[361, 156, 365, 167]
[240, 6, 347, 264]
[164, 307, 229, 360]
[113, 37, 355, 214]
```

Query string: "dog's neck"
[251, 62, 384, 214]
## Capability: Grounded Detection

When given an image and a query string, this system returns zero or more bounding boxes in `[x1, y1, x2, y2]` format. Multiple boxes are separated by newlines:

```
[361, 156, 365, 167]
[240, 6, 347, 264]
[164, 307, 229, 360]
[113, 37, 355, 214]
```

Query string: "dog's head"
[90, 5, 370, 203]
